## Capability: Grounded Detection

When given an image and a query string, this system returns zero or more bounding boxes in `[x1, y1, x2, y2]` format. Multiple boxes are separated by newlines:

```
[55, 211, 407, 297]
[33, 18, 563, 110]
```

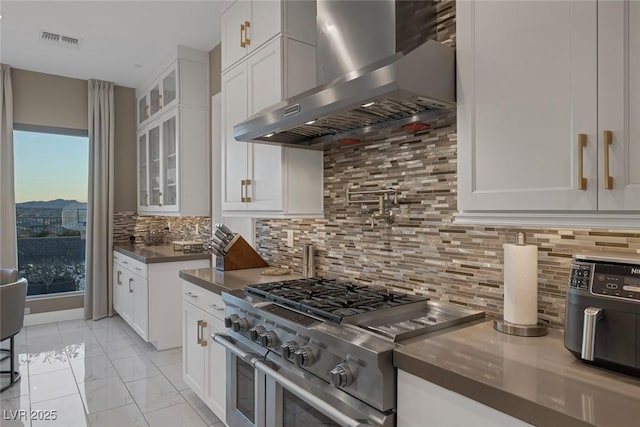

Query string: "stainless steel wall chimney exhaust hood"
[234, 0, 455, 149]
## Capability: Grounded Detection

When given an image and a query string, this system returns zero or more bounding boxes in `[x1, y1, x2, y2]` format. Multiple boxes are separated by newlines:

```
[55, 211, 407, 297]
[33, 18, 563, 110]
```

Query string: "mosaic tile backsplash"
[113, 212, 211, 247]
[255, 0, 640, 328]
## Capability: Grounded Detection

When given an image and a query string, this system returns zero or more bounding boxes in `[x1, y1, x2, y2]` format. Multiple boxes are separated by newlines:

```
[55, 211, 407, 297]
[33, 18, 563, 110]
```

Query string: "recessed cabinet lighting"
[305, 120, 317, 125]
[264, 133, 274, 138]
[361, 101, 376, 108]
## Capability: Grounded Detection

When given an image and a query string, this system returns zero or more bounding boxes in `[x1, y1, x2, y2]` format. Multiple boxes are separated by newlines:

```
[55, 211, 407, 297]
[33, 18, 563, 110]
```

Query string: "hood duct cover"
[234, 0, 455, 149]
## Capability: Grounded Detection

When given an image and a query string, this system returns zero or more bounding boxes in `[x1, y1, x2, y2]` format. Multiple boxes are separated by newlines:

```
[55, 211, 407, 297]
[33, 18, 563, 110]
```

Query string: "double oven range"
[212, 278, 484, 427]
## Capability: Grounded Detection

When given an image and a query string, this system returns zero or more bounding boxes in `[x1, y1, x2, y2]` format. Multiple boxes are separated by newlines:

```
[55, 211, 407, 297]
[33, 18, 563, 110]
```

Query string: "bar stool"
[0, 268, 27, 392]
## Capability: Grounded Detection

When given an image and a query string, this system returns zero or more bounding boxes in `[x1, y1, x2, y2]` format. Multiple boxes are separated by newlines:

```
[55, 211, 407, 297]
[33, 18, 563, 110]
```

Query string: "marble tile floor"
[0, 316, 223, 427]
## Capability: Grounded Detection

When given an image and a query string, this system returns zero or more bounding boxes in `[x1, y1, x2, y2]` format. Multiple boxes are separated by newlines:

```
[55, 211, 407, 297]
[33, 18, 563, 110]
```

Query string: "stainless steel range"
[212, 278, 484, 427]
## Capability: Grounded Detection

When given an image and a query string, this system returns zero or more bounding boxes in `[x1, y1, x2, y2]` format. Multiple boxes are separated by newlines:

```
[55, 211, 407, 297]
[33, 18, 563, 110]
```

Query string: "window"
[13, 128, 89, 297]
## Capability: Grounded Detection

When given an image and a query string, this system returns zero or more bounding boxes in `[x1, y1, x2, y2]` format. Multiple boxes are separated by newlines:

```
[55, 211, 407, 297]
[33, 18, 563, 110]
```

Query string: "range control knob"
[329, 364, 353, 388]
[258, 330, 277, 347]
[231, 317, 249, 332]
[294, 347, 315, 368]
[224, 314, 239, 328]
[281, 341, 297, 359]
[249, 326, 266, 341]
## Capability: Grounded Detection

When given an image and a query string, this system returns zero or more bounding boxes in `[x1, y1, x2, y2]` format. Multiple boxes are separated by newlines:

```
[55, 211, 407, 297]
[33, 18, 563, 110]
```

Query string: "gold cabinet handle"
[196, 320, 203, 345]
[603, 130, 613, 190]
[144, 105, 149, 120]
[200, 321, 207, 347]
[241, 179, 252, 203]
[577, 133, 587, 190]
[240, 23, 246, 48]
[158, 94, 163, 109]
[245, 179, 252, 202]
[244, 21, 251, 45]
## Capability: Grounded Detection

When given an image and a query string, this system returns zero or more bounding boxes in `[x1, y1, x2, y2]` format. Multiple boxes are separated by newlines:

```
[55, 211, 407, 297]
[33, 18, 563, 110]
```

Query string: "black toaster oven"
[565, 253, 640, 376]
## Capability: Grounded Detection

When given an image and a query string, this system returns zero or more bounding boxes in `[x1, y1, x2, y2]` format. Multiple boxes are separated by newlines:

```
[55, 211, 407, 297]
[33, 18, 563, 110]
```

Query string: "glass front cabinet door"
[137, 110, 179, 213]
[138, 133, 148, 208]
[137, 63, 179, 128]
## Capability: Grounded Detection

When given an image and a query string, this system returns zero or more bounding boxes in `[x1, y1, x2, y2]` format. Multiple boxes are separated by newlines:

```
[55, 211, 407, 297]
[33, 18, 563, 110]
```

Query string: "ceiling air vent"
[40, 30, 81, 49]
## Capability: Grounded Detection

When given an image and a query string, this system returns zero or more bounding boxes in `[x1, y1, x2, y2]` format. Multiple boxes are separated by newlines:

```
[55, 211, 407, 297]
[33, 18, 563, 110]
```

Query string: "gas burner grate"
[245, 278, 429, 323]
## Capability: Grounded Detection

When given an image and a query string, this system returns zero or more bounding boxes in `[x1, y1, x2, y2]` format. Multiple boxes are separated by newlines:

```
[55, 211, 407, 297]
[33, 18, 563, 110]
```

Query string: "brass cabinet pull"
[603, 130, 613, 189]
[244, 179, 252, 202]
[158, 94, 163, 109]
[244, 21, 251, 45]
[200, 321, 207, 347]
[144, 105, 149, 120]
[577, 133, 587, 190]
[197, 320, 203, 345]
[240, 23, 246, 48]
[241, 179, 252, 202]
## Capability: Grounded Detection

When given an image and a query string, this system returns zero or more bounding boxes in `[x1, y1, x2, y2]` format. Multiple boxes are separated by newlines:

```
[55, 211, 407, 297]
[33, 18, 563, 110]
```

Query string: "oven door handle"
[254, 359, 377, 427]
[212, 333, 257, 364]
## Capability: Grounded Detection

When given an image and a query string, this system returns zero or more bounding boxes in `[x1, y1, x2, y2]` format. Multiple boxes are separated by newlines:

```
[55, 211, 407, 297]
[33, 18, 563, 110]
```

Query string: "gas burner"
[245, 278, 429, 323]
[331, 307, 366, 316]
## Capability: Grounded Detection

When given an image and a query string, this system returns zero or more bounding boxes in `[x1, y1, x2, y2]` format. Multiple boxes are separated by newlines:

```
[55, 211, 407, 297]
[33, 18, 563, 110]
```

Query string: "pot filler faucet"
[345, 187, 399, 230]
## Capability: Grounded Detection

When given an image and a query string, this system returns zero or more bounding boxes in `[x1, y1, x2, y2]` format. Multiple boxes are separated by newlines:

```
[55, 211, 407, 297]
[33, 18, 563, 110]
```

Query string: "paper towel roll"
[503, 243, 538, 325]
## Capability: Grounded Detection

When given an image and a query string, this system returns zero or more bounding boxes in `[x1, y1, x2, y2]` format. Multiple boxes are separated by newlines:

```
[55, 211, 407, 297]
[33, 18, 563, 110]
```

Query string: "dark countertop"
[114, 244, 211, 264]
[394, 320, 640, 427]
[179, 267, 303, 295]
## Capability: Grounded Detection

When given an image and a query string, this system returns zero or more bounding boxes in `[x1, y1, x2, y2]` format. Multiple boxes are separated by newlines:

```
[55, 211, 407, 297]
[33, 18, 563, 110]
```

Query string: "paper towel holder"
[494, 232, 548, 337]
[493, 318, 548, 337]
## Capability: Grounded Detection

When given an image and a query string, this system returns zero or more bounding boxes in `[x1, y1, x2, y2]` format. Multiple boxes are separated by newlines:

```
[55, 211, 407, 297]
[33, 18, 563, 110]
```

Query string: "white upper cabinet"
[220, 3, 323, 218]
[222, 0, 252, 71]
[137, 62, 179, 128]
[457, 0, 640, 225]
[457, 0, 598, 212]
[137, 48, 209, 129]
[221, 0, 316, 72]
[138, 112, 183, 213]
[221, 62, 249, 211]
[598, 0, 640, 210]
[136, 47, 210, 216]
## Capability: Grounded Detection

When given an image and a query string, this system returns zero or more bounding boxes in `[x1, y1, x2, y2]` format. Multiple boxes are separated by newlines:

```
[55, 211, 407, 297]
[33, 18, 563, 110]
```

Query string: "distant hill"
[17, 199, 82, 209]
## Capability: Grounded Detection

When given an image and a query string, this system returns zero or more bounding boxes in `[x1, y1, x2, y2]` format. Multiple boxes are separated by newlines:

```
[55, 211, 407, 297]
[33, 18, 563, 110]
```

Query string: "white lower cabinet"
[183, 301, 206, 397]
[112, 251, 209, 350]
[397, 370, 532, 427]
[182, 280, 226, 423]
[113, 263, 132, 324]
[113, 255, 148, 340]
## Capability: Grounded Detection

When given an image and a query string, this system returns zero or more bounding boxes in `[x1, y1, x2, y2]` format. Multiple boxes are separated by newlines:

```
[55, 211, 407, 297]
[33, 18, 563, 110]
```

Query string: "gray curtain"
[85, 79, 114, 320]
[0, 64, 17, 269]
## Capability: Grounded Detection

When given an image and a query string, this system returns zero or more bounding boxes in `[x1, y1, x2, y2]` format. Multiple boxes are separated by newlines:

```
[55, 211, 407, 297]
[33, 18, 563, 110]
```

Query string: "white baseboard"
[24, 308, 85, 326]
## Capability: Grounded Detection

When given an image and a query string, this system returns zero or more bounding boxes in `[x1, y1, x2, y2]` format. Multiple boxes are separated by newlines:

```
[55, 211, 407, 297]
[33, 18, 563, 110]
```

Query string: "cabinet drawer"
[182, 281, 225, 320]
[113, 252, 148, 278]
